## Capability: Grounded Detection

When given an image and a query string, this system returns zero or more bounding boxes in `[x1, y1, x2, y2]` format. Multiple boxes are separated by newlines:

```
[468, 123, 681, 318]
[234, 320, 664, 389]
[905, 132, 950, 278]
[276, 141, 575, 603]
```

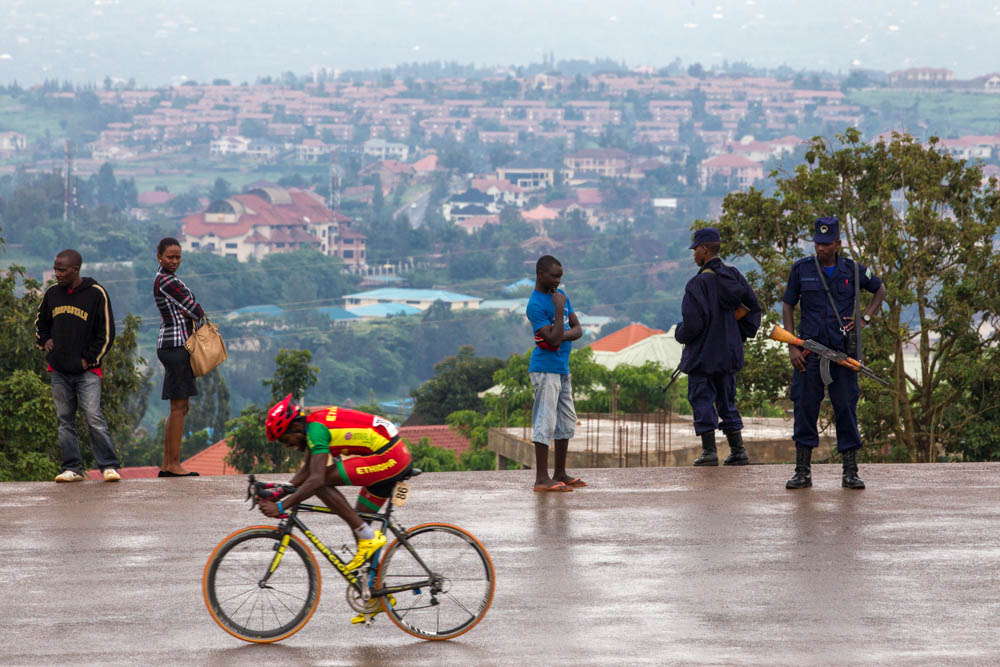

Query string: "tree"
[95, 162, 120, 208]
[0, 370, 60, 481]
[262, 349, 319, 403]
[99, 314, 151, 452]
[226, 349, 318, 473]
[209, 177, 232, 201]
[410, 346, 505, 423]
[445, 410, 496, 470]
[711, 129, 1000, 461]
[0, 266, 47, 378]
[405, 436, 460, 472]
[185, 368, 231, 441]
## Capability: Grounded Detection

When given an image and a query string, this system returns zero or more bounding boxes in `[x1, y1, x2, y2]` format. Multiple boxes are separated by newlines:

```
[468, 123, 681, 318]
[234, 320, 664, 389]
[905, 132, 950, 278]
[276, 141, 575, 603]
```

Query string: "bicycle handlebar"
[246, 474, 297, 511]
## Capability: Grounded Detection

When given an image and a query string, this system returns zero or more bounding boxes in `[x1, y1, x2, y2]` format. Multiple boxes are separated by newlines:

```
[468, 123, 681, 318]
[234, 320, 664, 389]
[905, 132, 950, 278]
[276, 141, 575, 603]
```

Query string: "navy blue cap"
[689, 227, 721, 249]
[813, 217, 839, 244]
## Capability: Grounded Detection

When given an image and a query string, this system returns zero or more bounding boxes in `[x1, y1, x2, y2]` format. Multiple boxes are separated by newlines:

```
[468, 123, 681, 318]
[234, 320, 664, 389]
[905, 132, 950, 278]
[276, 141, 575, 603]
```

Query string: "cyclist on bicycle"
[259, 394, 413, 576]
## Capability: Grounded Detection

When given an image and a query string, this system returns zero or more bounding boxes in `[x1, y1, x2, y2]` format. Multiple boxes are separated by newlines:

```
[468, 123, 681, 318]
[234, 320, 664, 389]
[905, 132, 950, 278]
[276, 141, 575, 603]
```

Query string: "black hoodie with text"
[35, 277, 116, 374]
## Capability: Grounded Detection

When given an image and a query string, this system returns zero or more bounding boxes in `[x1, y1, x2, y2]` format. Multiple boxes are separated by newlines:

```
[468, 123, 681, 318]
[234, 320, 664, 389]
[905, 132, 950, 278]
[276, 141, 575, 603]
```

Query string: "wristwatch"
[862, 314, 871, 324]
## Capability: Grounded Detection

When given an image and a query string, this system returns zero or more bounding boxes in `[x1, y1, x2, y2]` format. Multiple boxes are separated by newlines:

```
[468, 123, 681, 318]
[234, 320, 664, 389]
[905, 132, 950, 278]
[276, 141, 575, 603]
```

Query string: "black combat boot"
[785, 445, 812, 489]
[694, 431, 718, 466]
[842, 448, 865, 489]
[723, 430, 749, 465]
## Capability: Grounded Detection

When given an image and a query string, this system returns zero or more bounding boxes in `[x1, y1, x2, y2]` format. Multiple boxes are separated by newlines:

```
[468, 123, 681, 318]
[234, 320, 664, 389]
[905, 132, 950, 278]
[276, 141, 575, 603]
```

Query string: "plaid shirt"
[154, 266, 205, 348]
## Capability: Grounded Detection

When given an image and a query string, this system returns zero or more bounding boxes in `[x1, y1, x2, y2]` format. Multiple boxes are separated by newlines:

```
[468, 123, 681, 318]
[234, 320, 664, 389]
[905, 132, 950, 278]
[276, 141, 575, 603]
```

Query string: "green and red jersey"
[305, 406, 400, 457]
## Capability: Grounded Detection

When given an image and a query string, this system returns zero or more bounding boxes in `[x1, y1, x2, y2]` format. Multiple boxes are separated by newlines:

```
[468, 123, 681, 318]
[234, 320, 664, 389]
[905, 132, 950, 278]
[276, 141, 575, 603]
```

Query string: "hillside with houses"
[3, 61, 1000, 449]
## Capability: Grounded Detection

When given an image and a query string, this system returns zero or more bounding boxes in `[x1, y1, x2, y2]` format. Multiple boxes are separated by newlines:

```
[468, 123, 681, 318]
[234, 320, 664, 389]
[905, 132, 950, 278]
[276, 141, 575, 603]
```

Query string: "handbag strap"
[812, 255, 847, 336]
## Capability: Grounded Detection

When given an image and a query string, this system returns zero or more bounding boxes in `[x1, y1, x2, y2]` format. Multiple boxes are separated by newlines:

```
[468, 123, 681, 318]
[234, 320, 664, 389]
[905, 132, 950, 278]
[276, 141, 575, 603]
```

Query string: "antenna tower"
[63, 140, 76, 226]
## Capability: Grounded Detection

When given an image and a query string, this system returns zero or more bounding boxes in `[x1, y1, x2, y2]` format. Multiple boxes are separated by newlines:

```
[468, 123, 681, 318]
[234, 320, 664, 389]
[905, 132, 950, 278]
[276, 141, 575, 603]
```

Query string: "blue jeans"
[51, 371, 120, 473]
[529, 372, 576, 445]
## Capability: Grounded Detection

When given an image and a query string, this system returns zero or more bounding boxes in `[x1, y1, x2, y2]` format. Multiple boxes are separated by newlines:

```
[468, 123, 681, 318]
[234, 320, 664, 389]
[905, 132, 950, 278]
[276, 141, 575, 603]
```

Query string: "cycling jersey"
[305, 406, 412, 511]
[305, 407, 400, 456]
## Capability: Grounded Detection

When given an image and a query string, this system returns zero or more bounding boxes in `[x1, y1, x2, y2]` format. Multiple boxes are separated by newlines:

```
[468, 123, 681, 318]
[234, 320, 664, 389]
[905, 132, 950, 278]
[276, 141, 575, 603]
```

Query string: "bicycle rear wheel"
[203, 526, 321, 643]
[376, 523, 495, 640]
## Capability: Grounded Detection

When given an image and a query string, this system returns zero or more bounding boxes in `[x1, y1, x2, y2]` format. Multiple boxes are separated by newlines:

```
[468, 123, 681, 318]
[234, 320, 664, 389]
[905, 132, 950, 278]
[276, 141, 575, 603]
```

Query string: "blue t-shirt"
[526, 289, 574, 374]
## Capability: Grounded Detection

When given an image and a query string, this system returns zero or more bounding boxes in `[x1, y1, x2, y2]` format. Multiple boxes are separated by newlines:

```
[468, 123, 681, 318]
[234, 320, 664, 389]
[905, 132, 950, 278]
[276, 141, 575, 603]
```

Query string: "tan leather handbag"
[184, 317, 228, 377]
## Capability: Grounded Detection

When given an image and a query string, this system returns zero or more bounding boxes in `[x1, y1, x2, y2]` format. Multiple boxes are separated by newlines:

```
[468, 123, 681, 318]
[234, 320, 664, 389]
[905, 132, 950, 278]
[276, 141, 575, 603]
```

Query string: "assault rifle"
[769, 325, 889, 387]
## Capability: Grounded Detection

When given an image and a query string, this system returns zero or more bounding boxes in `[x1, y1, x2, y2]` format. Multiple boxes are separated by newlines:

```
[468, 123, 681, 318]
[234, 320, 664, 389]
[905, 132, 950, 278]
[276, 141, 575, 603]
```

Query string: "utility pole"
[63, 140, 76, 229]
[328, 161, 343, 211]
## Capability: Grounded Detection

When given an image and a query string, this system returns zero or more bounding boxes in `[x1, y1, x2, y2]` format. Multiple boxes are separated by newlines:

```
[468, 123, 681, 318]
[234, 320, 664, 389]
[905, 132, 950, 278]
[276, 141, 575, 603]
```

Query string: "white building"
[180, 185, 367, 270]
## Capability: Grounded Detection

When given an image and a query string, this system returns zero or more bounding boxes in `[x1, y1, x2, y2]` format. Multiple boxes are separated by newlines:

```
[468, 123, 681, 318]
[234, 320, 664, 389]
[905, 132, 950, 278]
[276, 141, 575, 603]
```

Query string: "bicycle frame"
[259, 497, 438, 602]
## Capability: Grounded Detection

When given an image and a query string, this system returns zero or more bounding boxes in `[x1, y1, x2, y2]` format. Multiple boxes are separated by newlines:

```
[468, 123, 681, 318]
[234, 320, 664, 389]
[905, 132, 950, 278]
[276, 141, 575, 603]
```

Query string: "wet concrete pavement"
[1, 464, 999, 666]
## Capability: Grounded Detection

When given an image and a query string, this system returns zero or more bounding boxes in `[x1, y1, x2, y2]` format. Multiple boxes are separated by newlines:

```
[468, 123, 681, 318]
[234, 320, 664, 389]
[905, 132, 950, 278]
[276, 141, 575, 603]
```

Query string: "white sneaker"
[55, 470, 85, 483]
[103, 469, 121, 482]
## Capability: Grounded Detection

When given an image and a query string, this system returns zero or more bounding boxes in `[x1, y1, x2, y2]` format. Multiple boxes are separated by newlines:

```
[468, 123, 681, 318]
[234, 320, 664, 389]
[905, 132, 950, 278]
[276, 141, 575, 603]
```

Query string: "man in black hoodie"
[35, 249, 121, 482]
[675, 228, 762, 466]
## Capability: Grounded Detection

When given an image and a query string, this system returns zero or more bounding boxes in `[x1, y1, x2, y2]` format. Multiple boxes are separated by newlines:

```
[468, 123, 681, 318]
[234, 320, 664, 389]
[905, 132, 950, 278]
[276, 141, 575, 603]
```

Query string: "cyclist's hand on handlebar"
[257, 487, 287, 501]
[258, 499, 288, 519]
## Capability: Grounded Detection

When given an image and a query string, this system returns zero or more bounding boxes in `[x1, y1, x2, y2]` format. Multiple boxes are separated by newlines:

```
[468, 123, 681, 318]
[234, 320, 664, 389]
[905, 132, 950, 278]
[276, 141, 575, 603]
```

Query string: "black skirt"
[157, 346, 198, 400]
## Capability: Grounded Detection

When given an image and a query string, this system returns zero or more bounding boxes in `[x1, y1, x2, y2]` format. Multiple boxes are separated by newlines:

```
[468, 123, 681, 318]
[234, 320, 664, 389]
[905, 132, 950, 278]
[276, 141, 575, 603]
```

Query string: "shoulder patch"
[865, 267, 872, 279]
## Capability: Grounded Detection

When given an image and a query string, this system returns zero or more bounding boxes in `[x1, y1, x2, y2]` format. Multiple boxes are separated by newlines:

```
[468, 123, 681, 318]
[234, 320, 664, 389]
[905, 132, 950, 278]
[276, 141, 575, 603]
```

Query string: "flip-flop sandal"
[563, 477, 587, 487]
[533, 482, 573, 492]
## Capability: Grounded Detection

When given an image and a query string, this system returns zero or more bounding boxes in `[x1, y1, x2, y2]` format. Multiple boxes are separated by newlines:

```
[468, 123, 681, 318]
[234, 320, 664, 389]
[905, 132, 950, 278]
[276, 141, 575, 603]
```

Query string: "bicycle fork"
[259, 531, 294, 588]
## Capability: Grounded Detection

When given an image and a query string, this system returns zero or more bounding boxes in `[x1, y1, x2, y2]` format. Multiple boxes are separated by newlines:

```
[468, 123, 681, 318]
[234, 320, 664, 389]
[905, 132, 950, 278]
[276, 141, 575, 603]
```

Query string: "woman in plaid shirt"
[154, 237, 205, 478]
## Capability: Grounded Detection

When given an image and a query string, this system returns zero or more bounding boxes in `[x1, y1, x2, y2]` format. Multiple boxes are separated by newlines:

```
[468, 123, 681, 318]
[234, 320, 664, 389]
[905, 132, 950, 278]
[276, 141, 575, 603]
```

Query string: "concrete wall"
[488, 427, 836, 469]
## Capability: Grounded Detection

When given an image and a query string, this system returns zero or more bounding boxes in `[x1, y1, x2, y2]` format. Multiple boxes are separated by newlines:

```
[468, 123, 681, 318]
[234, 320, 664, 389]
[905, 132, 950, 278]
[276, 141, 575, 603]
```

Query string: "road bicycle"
[202, 468, 495, 642]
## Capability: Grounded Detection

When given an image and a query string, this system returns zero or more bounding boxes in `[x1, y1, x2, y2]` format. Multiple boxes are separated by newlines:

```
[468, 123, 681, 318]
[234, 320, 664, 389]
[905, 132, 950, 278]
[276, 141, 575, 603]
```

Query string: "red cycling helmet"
[265, 393, 301, 441]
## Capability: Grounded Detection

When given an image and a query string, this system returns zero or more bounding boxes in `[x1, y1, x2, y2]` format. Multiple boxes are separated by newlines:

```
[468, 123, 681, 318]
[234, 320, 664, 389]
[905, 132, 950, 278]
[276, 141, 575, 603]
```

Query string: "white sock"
[353, 522, 375, 541]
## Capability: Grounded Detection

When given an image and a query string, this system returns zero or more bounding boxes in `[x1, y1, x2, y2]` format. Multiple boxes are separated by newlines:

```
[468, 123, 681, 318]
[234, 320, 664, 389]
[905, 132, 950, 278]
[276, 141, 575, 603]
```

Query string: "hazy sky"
[2, 0, 999, 85]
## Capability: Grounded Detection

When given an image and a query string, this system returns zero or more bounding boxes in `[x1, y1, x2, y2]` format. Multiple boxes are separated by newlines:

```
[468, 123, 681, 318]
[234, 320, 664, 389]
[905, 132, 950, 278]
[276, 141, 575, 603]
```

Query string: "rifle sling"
[812, 255, 847, 336]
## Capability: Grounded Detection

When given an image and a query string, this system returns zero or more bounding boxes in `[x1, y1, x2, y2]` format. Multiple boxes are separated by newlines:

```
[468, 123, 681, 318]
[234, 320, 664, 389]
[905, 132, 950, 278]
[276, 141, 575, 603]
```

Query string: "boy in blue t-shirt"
[525, 255, 586, 492]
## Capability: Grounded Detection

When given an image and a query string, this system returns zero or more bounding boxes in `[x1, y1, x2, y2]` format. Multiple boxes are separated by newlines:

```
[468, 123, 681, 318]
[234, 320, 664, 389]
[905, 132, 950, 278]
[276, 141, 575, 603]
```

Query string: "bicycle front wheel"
[376, 523, 495, 640]
[202, 526, 321, 643]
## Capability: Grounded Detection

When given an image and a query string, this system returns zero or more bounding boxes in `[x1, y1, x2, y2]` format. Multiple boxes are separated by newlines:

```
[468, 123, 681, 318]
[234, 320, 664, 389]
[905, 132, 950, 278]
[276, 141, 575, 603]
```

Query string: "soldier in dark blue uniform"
[675, 227, 762, 466]
[781, 217, 886, 489]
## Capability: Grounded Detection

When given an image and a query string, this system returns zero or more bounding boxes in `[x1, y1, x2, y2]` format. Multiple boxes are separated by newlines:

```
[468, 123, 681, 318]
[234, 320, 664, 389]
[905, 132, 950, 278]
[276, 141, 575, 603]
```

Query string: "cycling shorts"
[329, 438, 412, 494]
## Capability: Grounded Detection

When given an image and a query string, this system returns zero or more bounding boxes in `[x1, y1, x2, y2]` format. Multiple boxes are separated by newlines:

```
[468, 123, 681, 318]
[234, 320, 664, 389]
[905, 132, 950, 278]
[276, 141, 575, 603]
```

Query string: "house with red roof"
[180, 185, 367, 269]
[698, 154, 764, 190]
[588, 322, 683, 371]
[470, 177, 527, 207]
[521, 204, 560, 234]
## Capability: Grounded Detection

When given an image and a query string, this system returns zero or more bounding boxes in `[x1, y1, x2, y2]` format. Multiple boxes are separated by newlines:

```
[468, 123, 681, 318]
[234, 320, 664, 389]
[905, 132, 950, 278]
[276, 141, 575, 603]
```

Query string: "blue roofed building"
[342, 288, 481, 311]
[480, 298, 529, 313]
[503, 277, 534, 293]
[576, 312, 614, 337]
[315, 306, 359, 322]
[346, 303, 423, 319]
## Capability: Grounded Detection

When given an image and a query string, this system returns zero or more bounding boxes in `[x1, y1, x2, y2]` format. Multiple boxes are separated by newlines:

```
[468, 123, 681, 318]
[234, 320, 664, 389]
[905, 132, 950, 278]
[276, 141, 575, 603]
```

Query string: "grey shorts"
[529, 372, 577, 445]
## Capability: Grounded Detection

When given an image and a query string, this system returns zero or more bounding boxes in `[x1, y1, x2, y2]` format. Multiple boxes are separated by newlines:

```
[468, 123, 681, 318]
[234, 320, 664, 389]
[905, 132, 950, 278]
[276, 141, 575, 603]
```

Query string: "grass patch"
[847, 90, 1000, 136]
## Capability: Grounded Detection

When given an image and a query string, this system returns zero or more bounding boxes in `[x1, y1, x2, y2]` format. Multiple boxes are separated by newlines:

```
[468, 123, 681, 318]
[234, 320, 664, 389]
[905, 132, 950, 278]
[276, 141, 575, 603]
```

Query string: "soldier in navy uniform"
[675, 227, 762, 466]
[781, 217, 886, 489]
